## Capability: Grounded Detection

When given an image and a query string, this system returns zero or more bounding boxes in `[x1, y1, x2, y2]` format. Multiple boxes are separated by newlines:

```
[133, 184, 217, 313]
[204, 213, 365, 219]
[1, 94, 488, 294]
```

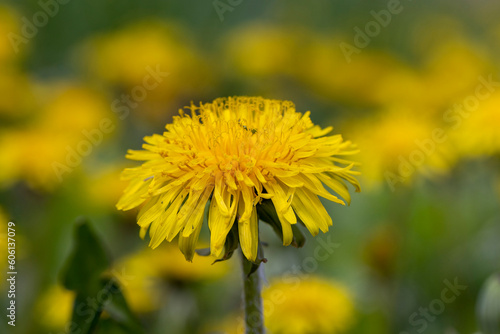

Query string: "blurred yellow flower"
[298, 25, 492, 116]
[349, 107, 452, 188]
[223, 23, 303, 78]
[0, 83, 113, 190]
[150, 243, 230, 282]
[0, 129, 69, 189]
[35, 285, 75, 330]
[224, 25, 410, 108]
[84, 166, 128, 210]
[37, 83, 112, 134]
[0, 69, 36, 119]
[299, 38, 408, 106]
[113, 248, 163, 313]
[117, 97, 360, 262]
[80, 20, 212, 121]
[449, 91, 500, 157]
[114, 243, 230, 313]
[263, 276, 355, 334]
[0, 6, 23, 65]
[422, 39, 494, 109]
[369, 66, 427, 109]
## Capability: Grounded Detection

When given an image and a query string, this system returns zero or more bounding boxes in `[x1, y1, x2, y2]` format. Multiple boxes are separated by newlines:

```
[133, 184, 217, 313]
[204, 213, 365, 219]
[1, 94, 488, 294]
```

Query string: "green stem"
[241, 252, 265, 334]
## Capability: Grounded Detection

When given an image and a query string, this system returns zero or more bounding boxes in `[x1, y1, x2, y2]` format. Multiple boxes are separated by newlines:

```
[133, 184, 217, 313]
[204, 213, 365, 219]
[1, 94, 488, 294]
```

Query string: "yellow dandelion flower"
[117, 97, 360, 262]
[263, 277, 355, 334]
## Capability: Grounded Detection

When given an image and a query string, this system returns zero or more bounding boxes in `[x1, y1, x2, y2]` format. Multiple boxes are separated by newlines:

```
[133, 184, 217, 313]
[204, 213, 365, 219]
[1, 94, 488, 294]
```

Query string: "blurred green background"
[1, 0, 500, 333]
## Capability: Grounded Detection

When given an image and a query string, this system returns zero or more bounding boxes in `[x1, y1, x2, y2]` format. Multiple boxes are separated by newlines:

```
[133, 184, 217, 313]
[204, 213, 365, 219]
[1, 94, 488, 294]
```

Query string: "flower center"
[161, 97, 314, 187]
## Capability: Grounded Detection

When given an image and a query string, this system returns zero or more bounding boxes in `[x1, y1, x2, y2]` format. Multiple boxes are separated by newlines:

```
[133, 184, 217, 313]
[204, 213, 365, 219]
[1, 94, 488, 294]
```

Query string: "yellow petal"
[120, 166, 148, 180]
[280, 218, 293, 246]
[138, 185, 185, 227]
[139, 225, 148, 239]
[209, 191, 238, 258]
[291, 187, 332, 236]
[181, 186, 213, 238]
[125, 149, 159, 161]
[213, 172, 229, 216]
[116, 178, 150, 210]
[265, 181, 297, 244]
[277, 176, 304, 188]
[297, 173, 345, 205]
[238, 202, 259, 261]
[239, 184, 255, 221]
[148, 189, 188, 248]
[317, 173, 351, 205]
[178, 208, 205, 261]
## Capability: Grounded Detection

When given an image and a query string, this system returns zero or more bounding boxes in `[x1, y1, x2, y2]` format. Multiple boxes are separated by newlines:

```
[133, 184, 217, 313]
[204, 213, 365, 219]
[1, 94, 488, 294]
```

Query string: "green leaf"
[101, 279, 145, 334]
[70, 280, 107, 334]
[70, 278, 145, 334]
[61, 218, 110, 292]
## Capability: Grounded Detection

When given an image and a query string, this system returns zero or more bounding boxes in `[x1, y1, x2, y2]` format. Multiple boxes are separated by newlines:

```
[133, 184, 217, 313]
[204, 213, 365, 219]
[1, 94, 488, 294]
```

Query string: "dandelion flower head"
[117, 97, 360, 261]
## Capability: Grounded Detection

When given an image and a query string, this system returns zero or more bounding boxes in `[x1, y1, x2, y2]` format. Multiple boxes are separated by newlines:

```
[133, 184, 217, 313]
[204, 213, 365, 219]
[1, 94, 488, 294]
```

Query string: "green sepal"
[213, 223, 240, 263]
[257, 199, 306, 248]
[242, 242, 267, 277]
[291, 224, 306, 248]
